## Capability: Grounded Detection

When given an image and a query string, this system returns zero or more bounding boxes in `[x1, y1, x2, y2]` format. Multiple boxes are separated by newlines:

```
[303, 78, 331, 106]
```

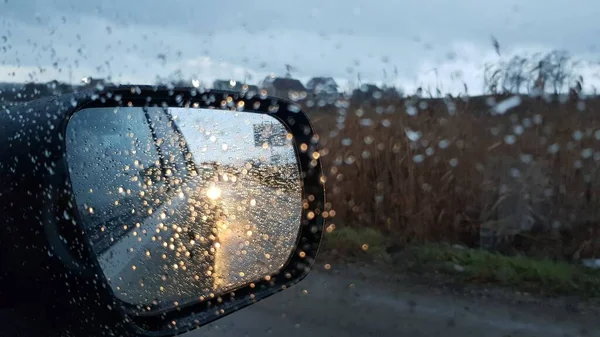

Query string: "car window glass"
[4, 0, 600, 335]
[65, 107, 165, 252]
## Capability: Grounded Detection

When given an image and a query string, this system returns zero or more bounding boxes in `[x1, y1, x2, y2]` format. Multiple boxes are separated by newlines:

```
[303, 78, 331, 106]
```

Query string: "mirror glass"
[64, 106, 303, 309]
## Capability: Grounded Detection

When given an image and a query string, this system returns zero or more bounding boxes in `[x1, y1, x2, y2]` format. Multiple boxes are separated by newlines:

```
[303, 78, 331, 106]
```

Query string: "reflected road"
[212, 176, 302, 291]
[96, 171, 302, 308]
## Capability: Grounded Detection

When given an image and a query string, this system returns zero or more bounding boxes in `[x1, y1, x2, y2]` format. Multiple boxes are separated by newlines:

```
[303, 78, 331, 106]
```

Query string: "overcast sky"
[1, 0, 600, 94]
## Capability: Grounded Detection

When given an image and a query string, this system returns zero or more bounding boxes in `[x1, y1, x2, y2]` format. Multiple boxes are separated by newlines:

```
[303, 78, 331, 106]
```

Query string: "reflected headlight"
[206, 186, 222, 200]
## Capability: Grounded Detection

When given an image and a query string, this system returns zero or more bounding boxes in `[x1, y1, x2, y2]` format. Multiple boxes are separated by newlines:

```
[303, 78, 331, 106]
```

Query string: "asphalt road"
[187, 264, 599, 337]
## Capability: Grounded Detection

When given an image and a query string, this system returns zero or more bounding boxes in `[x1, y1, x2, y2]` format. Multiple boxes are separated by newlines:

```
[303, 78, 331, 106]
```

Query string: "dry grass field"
[309, 94, 600, 260]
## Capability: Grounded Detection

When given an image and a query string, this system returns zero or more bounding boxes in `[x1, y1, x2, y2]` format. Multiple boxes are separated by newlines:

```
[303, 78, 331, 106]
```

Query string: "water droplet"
[449, 158, 458, 167]
[344, 155, 356, 164]
[285, 104, 300, 113]
[359, 118, 373, 126]
[406, 106, 418, 116]
[504, 135, 516, 145]
[405, 128, 421, 142]
[573, 130, 583, 141]
[341, 138, 352, 146]
[513, 125, 524, 135]
[412, 154, 425, 163]
[581, 148, 593, 159]
[519, 153, 533, 163]
[492, 95, 521, 114]
[547, 143, 560, 154]
[438, 139, 450, 149]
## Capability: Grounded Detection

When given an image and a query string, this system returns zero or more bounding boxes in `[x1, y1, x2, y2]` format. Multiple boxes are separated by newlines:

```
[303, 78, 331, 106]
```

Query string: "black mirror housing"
[0, 86, 325, 337]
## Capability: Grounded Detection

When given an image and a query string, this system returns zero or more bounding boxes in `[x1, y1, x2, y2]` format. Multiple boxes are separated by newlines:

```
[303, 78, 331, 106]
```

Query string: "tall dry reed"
[313, 95, 600, 258]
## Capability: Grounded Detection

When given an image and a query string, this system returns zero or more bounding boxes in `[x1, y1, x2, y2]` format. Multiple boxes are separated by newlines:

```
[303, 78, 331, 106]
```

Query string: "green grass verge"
[322, 226, 600, 297]
[321, 226, 390, 260]
[411, 243, 600, 296]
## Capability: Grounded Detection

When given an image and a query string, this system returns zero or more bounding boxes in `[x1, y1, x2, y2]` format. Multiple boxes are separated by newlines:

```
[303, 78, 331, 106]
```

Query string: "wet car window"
[3, 0, 600, 336]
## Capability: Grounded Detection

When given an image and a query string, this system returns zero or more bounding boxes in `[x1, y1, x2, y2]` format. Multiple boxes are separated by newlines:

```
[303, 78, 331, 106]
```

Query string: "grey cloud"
[2, 0, 600, 94]
[5, 0, 600, 50]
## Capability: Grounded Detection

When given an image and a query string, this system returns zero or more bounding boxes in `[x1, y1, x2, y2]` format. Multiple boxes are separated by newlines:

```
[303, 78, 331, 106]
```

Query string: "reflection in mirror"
[65, 106, 302, 309]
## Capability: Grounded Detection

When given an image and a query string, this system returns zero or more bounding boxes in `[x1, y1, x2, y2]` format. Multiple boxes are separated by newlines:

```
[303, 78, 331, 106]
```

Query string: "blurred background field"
[313, 94, 600, 262]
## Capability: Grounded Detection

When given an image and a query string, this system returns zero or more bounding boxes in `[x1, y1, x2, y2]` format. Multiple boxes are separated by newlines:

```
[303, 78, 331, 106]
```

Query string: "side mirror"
[0, 86, 325, 337]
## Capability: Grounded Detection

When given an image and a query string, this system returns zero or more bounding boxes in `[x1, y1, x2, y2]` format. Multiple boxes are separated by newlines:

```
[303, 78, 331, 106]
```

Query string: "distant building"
[212, 79, 259, 96]
[46, 80, 74, 96]
[81, 77, 109, 89]
[306, 77, 339, 102]
[213, 79, 243, 91]
[261, 75, 307, 101]
[351, 83, 383, 101]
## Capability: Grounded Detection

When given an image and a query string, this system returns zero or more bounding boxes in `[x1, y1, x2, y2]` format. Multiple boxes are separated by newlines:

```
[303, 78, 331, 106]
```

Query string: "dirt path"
[186, 260, 599, 337]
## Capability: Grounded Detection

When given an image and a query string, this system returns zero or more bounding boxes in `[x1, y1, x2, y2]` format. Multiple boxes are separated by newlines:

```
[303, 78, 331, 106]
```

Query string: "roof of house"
[306, 77, 338, 89]
[263, 77, 306, 91]
[355, 83, 382, 93]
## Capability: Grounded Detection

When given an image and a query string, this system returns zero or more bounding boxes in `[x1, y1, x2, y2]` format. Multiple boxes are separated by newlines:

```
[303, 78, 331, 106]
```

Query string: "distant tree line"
[1, 51, 594, 105]
[0, 81, 75, 102]
[0, 77, 115, 103]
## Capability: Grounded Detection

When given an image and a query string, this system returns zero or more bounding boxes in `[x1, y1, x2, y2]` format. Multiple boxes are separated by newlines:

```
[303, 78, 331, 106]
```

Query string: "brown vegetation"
[312, 94, 600, 260]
